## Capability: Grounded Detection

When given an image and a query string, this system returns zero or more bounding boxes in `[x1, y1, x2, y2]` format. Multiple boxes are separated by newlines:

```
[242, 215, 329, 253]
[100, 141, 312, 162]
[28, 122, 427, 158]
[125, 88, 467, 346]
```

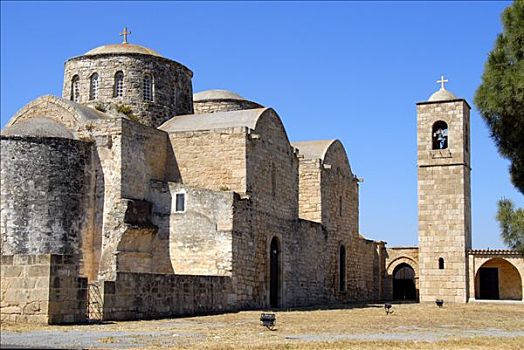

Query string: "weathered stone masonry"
[5, 39, 521, 325]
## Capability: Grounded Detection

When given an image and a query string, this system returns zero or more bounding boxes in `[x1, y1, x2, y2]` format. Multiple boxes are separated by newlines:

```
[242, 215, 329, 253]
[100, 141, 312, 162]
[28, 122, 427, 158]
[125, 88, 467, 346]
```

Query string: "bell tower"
[416, 76, 472, 303]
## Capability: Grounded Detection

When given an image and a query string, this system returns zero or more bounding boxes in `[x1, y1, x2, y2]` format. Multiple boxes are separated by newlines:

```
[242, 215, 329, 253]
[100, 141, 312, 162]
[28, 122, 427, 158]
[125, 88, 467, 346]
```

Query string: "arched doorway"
[475, 258, 522, 300]
[270, 237, 280, 308]
[393, 263, 416, 300]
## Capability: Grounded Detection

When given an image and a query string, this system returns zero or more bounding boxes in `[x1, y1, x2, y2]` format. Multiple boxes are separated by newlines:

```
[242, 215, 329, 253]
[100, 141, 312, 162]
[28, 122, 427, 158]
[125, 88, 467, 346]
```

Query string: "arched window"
[339, 244, 346, 292]
[439, 257, 445, 270]
[89, 73, 99, 100]
[143, 74, 153, 101]
[70, 75, 80, 102]
[432, 121, 448, 150]
[114, 71, 124, 97]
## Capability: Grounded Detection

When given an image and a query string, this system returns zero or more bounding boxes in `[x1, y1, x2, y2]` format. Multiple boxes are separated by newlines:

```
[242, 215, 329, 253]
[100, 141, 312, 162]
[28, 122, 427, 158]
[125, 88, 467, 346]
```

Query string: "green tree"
[475, 0, 524, 252]
[497, 199, 524, 253]
[474, 0, 524, 194]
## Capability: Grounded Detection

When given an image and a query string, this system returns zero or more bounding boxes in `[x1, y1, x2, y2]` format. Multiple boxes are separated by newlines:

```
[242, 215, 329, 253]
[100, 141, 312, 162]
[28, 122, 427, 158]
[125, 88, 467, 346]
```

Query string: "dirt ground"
[1, 302, 524, 349]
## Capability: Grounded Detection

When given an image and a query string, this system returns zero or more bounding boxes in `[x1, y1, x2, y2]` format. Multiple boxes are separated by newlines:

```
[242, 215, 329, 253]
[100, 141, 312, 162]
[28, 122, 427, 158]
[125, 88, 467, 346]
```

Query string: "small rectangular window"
[175, 193, 185, 212]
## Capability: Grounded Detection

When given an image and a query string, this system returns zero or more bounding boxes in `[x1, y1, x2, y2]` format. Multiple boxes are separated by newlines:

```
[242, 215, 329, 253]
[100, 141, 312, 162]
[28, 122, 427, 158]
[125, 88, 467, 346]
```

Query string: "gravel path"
[3, 327, 524, 349]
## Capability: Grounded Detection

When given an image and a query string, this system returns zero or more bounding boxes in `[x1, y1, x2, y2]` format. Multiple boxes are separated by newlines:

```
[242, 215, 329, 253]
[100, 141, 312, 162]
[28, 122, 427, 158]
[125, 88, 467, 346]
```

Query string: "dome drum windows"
[70, 75, 80, 102]
[114, 71, 124, 98]
[90, 73, 99, 100]
[143, 74, 153, 101]
[432, 121, 448, 150]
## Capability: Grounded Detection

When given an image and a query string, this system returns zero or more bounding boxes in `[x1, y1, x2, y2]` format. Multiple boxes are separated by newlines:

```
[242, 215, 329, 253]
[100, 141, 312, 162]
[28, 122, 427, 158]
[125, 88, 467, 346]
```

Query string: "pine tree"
[497, 199, 524, 253]
[475, 0, 524, 252]
[475, 0, 524, 194]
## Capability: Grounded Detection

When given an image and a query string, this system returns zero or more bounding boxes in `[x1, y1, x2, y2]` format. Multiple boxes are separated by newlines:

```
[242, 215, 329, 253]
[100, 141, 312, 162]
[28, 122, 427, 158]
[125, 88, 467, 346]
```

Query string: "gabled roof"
[159, 108, 270, 133]
[2, 117, 75, 139]
[6, 95, 109, 128]
[291, 140, 337, 161]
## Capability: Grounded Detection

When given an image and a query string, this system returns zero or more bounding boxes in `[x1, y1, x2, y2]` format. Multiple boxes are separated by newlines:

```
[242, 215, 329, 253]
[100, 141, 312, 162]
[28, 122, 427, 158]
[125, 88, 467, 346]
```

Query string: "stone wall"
[321, 141, 359, 237]
[245, 110, 299, 308]
[77, 119, 126, 280]
[63, 53, 194, 127]
[287, 220, 332, 306]
[1, 254, 87, 324]
[294, 139, 376, 303]
[101, 273, 234, 321]
[1, 255, 51, 324]
[194, 100, 262, 114]
[384, 247, 419, 300]
[0, 136, 95, 279]
[150, 182, 236, 276]
[417, 100, 471, 303]
[120, 119, 175, 199]
[296, 158, 322, 223]
[346, 237, 384, 301]
[247, 109, 298, 221]
[76, 118, 174, 279]
[168, 128, 248, 193]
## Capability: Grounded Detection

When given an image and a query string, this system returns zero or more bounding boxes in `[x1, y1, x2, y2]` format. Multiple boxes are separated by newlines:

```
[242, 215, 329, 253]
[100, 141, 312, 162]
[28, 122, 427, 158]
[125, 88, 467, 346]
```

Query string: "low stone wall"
[102, 272, 234, 321]
[48, 255, 88, 324]
[1, 255, 51, 324]
[1, 254, 87, 324]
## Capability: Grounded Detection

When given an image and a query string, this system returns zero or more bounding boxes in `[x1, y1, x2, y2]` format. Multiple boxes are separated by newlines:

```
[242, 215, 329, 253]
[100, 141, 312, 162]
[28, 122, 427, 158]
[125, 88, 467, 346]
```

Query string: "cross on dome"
[119, 27, 131, 44]
[437, 75, 448, 90]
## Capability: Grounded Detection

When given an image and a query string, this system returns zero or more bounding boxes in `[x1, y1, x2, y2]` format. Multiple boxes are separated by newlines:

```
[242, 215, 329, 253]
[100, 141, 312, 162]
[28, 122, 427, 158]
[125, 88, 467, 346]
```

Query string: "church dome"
[193, 89, 263, 114]
[84, 43, 163, 57]
[194, 90, 247, 102]
[63, 29, 194, 127]
[428, 88, 457, 102]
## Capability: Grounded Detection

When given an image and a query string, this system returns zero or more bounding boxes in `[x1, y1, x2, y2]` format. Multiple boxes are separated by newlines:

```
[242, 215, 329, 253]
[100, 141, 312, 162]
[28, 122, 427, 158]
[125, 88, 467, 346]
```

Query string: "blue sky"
[1, 1, 521, 248]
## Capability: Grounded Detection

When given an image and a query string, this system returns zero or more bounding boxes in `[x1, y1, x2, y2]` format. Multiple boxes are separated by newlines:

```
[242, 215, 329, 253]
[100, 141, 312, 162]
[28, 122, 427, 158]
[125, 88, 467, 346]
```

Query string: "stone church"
[1, 33, 523, 324]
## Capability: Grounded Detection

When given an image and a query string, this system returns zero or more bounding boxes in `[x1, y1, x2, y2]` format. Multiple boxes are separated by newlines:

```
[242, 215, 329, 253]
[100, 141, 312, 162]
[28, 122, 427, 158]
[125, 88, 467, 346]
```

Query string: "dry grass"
[2, 303, 524, 349]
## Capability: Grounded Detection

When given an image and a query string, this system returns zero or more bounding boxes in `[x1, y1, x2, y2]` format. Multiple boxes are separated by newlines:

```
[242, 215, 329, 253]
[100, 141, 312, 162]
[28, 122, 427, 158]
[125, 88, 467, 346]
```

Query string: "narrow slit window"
[339, 244, 346, 292]
[439, 257, 445, 270]
[71, 75, 80, 102]
[114, 71, 124, 97]
[143, 74, 153, 101]
[172, 83, 177, 106]
[175, 193, 185, 212]
[90, 73, 99, 100]
[271, 163, 277, 197]
[339, 196, 343, 216]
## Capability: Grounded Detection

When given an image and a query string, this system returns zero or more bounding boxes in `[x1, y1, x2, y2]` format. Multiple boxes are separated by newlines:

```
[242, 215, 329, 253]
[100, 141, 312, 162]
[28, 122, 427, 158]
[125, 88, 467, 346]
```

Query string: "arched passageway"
[475, 258, 522, 300]
[393, 263, 416, 301]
